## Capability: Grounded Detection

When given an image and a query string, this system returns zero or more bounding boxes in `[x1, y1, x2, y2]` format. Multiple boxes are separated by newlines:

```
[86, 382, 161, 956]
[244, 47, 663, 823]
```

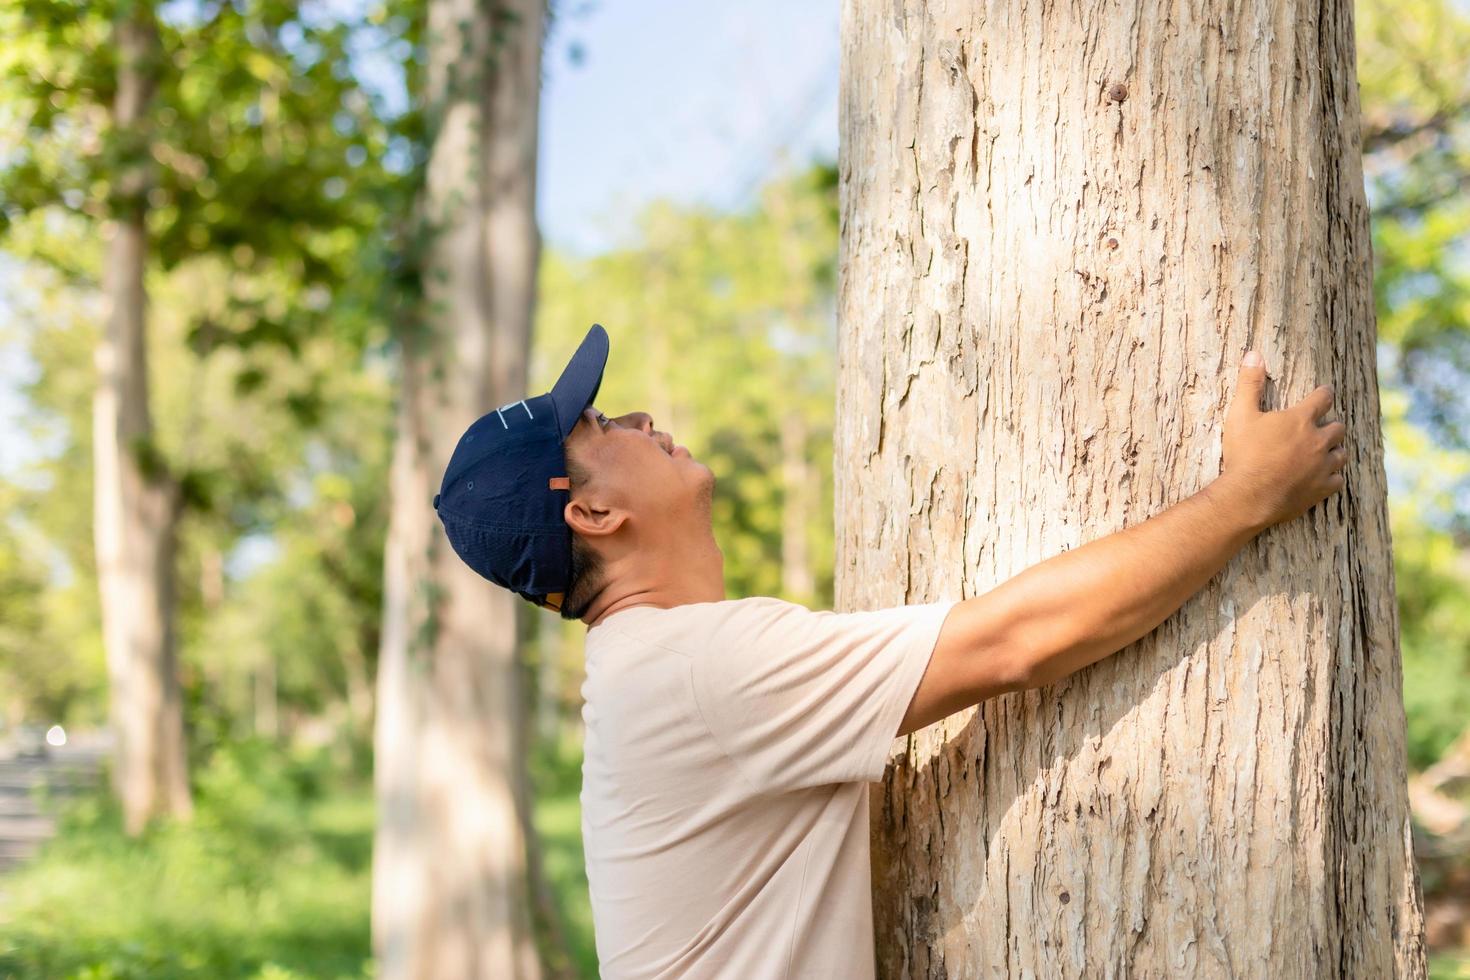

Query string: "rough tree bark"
[94, 0, 191, 837]
[836, 0, 1428, 976]
[371, 1, 549, 976]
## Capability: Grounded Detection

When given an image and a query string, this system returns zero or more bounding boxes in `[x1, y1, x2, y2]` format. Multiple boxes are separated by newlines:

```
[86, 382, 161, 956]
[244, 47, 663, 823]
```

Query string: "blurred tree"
[839, 1, 1423, 976]
[369, 0, 551, 976]
[0, 0, 405, 833]
[99, 0, 192, 834]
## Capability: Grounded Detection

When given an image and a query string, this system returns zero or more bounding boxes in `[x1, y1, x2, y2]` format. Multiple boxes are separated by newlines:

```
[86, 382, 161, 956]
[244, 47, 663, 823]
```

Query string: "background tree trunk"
[836, 0, 1428, 976]
[95, 0, 191, 837]
[371, 1, 547, 977]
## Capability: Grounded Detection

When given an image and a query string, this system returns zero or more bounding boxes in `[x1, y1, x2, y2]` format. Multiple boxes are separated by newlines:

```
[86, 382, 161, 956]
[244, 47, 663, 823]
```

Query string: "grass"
[0, 739, 374, 980]
[0, 725, 598, 980]
[1435, 949, 1470, 979]
[0, 724, 599, 979]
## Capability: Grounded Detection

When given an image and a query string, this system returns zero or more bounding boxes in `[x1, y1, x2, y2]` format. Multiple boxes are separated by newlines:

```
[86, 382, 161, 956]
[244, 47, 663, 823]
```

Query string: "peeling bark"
[371, 1, 547, 976]
[836, 1, 1428, 975]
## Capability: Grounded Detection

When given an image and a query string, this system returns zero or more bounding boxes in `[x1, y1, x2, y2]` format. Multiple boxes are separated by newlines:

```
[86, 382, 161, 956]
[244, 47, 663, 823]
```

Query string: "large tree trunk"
[371, 1, 547, 976]
[95, 0, 191, 837]
[836, 1, 1428, 976]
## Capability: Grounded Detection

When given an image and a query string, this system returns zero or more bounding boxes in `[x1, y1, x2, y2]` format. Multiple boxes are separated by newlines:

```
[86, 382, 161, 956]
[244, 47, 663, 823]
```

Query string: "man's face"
[562, 406, 716, 535]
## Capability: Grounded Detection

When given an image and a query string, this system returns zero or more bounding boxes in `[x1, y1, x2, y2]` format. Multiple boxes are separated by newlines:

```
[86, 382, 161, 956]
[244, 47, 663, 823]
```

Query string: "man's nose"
[618, 411, 655, 433]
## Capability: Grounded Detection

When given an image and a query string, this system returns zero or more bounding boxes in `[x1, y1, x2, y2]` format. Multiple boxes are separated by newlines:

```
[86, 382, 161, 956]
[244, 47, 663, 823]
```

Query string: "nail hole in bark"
[1060, 891, 1071, 904]
[1108, 82, 1128, 102]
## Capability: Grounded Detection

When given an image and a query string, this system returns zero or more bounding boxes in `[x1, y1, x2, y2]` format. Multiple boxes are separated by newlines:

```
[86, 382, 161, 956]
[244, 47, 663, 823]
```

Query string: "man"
[433, 324, 1347, 979]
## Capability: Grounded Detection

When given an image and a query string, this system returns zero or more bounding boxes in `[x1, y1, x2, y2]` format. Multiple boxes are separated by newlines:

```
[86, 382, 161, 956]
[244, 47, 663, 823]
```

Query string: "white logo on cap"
[493, 399, 535, 429]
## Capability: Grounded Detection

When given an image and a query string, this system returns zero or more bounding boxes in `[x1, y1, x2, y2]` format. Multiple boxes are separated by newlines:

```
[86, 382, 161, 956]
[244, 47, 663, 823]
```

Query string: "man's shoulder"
[590, 595, 813, 654]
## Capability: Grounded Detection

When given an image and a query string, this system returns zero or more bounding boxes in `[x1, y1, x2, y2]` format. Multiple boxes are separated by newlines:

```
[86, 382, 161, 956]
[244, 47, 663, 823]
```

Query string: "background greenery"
[1, 0, 1468, 976]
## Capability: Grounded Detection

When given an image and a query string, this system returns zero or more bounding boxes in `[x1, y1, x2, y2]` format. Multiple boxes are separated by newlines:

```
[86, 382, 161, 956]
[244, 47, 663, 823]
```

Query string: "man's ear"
[564, 493, 627, 539]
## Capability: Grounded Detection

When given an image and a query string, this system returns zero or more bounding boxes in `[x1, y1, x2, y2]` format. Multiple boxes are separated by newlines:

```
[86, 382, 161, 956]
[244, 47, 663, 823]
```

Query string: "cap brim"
[550, 323, 609, 441]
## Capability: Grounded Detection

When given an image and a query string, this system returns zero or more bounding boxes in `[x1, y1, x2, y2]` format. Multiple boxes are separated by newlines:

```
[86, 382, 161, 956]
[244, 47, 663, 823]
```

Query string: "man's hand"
[897, 350, 1354, 734]
[1216, 351, 1348, 532]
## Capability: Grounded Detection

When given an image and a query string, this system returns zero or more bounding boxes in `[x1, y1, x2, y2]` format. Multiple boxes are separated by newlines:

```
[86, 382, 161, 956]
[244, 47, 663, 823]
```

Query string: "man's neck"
[582, 535, 725, 628]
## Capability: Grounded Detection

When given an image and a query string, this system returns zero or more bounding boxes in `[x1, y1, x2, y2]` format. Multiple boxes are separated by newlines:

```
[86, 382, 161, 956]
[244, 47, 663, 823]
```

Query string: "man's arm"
[897, 351, 1348, 737]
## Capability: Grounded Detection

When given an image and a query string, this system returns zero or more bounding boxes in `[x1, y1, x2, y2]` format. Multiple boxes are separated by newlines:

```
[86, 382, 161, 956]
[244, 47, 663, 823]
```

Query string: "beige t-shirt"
[579, 595, 957, 979]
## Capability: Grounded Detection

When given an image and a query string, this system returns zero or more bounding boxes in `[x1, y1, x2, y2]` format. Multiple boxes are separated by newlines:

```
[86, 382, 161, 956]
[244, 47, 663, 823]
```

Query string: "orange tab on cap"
[548, 476, 570, 491]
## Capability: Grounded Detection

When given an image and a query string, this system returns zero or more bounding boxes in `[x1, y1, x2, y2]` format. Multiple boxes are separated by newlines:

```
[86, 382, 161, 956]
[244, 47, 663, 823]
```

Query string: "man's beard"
[693, 466, 716, 518]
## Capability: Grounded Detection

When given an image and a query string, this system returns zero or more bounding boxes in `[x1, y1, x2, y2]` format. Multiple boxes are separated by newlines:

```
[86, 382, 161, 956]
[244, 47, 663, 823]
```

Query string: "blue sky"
[0, 0, 841, 476]
[538, 0, 839, 254]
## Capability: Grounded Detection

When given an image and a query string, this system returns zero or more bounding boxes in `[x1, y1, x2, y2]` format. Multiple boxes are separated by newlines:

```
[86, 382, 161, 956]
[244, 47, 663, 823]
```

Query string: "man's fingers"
[1231, 350, 1268, 418]
[1298, 384, 1335, 422]
[1320, 420, 1347, 448]
[1328, 445, 1347, 471]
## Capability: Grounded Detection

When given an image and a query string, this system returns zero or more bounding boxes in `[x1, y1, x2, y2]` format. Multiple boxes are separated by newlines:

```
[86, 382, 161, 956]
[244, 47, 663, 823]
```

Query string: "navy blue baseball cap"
[432, 323, 610, 612]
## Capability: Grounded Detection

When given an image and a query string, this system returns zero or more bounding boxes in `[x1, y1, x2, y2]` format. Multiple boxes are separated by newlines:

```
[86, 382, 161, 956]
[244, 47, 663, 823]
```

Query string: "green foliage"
[0, 275, 108, 726]
[1383, 389, 1470, 768]
[0, 741, 373, 979]
[1358, 0, 1470, 779]
[1361, 0, 1470, 457]
[0, 245, 395, 746]
[0, 0, 406, 289]
[0, 483, 104, 722]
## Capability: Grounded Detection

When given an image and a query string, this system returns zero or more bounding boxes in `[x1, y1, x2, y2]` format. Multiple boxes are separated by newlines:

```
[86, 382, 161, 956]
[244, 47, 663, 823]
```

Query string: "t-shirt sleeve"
[689, 597, 958, 795]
